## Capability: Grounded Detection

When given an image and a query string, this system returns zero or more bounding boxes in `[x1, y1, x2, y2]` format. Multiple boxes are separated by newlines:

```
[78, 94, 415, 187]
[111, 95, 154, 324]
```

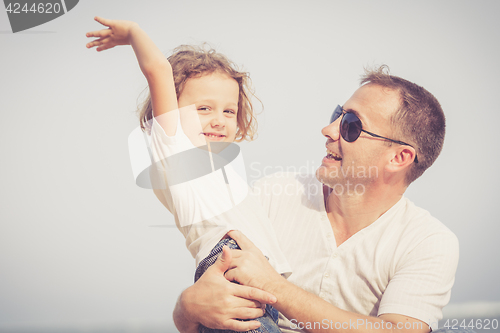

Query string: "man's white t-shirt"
[251, 172, 459, 332]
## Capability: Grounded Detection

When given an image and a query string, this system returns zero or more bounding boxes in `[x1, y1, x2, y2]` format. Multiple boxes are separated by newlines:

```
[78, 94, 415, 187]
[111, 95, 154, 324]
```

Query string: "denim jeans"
[194, 238, 282, 333]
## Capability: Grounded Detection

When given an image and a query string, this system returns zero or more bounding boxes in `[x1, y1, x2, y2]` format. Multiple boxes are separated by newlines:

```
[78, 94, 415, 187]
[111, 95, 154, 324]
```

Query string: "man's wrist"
[173, 289, 200, 333]
[262, 274, 288, 300]
[180, 287, 197, 322]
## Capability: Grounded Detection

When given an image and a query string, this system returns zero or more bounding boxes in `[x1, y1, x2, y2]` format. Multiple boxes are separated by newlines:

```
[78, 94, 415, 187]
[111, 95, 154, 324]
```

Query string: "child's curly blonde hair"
[138, 45, 258, 141]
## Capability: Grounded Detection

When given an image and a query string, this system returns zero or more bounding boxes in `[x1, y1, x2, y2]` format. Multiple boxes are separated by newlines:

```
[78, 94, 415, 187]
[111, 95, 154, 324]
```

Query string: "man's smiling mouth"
[326, 148, 342, 161]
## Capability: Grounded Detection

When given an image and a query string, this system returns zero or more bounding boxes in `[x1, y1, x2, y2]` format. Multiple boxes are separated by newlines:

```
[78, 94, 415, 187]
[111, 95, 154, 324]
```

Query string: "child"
[86, 17, 290, 333]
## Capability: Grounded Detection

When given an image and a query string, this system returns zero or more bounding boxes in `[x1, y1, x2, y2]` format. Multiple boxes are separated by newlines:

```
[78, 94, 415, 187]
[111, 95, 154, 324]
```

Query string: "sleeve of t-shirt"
[150, 109, 193, 159]
[147, 110, 180, 214]
[377, 229, 459, 330]
[148, 109, 199, 213]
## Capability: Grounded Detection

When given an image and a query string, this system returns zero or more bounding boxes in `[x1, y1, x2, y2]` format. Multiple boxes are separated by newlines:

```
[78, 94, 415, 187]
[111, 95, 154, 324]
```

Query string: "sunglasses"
[330, 105, 418, 163]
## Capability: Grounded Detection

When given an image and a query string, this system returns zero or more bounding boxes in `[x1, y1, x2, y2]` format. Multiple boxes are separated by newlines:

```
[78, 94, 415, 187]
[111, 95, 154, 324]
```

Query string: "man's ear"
[385, 147, 417, 173]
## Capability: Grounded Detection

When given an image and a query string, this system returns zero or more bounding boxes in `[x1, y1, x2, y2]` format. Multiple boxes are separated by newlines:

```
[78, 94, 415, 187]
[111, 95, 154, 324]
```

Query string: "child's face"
[178, 72, 239, 143]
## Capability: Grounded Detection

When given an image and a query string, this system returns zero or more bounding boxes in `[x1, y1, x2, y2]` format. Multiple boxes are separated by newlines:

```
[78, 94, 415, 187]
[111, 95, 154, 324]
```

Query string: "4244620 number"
[6, 2, 62, 14]
[444, 318, 498, 330]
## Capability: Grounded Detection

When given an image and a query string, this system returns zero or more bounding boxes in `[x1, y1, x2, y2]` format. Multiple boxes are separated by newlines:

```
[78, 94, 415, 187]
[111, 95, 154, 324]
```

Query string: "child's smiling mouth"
[202, 132, 226, 140]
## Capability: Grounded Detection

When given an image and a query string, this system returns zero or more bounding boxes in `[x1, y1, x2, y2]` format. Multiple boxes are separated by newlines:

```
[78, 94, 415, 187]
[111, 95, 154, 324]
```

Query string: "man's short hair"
[360, 65, 445, 185]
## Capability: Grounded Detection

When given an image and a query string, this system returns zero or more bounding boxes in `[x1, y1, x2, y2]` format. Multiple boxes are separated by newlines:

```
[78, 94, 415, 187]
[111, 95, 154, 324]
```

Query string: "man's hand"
[175, 246, 278, 332]
[224, 233, 431, 333]
[225, 230, 284, 294]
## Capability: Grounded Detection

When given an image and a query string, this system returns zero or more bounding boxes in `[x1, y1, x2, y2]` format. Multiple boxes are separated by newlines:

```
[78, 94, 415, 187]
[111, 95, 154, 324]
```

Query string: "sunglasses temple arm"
[361, 129, 414, 148]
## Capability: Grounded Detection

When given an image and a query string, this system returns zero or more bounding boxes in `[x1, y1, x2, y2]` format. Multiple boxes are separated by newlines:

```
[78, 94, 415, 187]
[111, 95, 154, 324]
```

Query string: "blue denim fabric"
[195, 238, 282, 333]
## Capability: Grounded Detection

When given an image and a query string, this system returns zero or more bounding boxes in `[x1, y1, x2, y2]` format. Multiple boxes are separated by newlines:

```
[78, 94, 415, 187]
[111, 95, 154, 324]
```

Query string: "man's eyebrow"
[342, 106, 365, 122]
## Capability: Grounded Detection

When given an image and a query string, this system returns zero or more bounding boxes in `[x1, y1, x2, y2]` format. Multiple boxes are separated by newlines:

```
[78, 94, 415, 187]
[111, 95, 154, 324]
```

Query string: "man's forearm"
[226, 230, 428, 333]
[173, 292, 199, 333]
[269, 279, 428, 333]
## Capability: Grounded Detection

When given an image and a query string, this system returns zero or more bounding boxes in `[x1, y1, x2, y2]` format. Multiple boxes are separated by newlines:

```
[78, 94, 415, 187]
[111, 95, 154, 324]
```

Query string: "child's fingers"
[86, 40, 99, 48]
[86, 29, 111, 39]
[85, 38, 103, 48]
[86, 37, 110, 49]
[94, 16, 112, 27]
[96, 43, 114, 52]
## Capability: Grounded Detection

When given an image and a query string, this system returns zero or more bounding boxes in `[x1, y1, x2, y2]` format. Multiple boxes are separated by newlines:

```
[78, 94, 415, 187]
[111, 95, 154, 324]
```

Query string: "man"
[173, 67, 472, 333]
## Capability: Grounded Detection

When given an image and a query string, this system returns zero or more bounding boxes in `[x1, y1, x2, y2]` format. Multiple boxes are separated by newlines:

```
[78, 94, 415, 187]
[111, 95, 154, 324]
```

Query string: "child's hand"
[86, 16, 139, 52]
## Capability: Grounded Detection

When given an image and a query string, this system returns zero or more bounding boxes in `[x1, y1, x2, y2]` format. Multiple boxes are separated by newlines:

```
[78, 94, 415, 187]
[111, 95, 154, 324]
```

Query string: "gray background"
[1, 0, 499, 331]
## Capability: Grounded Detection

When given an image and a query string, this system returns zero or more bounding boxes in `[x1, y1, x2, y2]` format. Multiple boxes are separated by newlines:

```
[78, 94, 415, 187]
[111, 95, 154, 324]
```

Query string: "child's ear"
[385, 147, 417, 173]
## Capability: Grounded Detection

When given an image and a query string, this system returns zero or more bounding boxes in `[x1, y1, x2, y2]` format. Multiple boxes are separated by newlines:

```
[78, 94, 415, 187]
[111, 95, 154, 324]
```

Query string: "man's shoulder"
[249, 172, 324, 229]
[399, 197, 459, 246]
[251, 172, 321, 196]
[252, 171, 318, 185]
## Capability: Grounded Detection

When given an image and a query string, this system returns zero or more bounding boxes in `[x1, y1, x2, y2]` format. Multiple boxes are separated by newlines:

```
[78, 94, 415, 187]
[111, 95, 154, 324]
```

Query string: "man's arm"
[262, 280, 429, 333]
[173, 294, 199, 333]
[225, 231, 430, 333]
[173, 246, 278, 333]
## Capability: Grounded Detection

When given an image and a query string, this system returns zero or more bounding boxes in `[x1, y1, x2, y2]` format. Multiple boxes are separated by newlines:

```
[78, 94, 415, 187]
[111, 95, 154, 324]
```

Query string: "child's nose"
[210, 111, 225, 127]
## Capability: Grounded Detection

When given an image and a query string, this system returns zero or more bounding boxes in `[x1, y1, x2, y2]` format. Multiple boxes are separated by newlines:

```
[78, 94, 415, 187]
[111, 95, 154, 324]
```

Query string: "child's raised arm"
[86, 16, 177, 135]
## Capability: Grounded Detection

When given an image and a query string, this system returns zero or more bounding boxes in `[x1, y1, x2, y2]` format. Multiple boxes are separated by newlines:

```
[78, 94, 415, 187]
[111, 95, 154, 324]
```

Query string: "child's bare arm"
[86, 17, 177, 135]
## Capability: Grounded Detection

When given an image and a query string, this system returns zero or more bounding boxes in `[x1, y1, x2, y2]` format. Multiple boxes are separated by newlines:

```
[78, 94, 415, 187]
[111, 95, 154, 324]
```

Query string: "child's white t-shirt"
[148, 108, 291, 276]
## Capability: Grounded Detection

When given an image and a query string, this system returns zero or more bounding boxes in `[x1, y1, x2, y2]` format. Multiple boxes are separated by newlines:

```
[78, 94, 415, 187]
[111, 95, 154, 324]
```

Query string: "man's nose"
[321, 118, 341, 141]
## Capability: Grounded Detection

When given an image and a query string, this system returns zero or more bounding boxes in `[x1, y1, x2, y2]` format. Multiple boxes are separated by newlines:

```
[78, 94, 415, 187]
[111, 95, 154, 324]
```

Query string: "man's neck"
[323, 184, 404, 246]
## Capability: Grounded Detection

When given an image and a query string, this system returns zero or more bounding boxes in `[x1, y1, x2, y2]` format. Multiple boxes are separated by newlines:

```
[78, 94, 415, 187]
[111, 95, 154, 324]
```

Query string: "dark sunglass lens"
[341, 112, 362, 142]
[330, 105, 343, 124]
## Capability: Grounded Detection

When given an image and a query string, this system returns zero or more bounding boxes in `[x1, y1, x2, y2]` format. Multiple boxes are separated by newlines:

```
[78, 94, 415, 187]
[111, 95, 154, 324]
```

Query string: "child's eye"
[198, 107, 210, 113]
[224, 109, 236, 115]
